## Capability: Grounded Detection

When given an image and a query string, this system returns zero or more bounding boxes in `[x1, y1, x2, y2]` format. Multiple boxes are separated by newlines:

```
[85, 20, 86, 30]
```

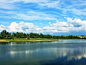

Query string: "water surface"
[0, 40, 86, 65]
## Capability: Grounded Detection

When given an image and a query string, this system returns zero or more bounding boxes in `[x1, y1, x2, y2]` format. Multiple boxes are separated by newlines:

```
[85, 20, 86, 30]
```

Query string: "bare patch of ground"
[0, 40, 9, 42]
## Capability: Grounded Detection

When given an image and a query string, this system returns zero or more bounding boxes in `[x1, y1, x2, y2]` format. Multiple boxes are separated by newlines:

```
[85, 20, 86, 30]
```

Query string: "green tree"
[0, 34, 2, 39]
[1, 30, 7, 38]
[27, 34, 30, 39]
[45, 34, 52, 39]
[40, 33, 44, 38]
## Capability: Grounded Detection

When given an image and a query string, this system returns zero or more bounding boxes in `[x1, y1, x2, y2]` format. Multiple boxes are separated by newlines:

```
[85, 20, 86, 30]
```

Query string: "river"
[0, 40, 86, 65]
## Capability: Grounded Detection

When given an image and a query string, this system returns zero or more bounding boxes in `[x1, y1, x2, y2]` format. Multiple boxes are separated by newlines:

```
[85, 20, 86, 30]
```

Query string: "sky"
[0, 0, 86, 35]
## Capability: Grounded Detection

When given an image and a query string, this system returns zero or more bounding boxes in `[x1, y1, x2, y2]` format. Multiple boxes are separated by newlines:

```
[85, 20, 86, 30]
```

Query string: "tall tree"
[1, 30, 7, 38]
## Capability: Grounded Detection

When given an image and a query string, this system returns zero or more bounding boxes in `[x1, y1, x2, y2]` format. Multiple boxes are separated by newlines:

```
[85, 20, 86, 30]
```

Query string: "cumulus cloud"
[43, 18, 86, 33]
[67, 17, 86, 25]
[0, 21, 43, 33]
[0, 18, 86, 34]
[0, 25, 6, 31]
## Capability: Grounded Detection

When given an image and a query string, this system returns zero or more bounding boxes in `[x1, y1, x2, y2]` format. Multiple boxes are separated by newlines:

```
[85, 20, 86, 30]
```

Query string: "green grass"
[2, 38, 58, 42]
[0, 38, 86, 42]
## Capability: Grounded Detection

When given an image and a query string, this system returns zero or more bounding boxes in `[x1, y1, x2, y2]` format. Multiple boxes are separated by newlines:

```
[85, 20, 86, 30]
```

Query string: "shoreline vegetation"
[0, 38, 86, 42]
[0, 30, 86, 42]
[0, 38, 58, 42]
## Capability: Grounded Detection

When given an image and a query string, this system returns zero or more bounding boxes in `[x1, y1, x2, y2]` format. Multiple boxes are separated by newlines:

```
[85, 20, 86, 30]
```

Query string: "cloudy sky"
[0, 0, 86, 35]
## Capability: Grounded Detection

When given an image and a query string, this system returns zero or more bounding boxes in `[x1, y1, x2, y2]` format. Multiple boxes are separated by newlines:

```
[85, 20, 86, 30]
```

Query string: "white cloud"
[15, 14, 56, 21]
[15, 10, 57, 20]
[43, 18, 86, 33]
[0, 25, 6, 30]
[0, 18, 86, 34]
[0, 21, 43, 33]
[50, 21, 71, 27]
[0, 0, 86, 17]
[0, 0, 86, 23]
[0, 0, 48, 9]
[67, 17, 86, 26]
[0, 0, 15, 9]
[38, 1, 59, 8]
[70, 8, 86, 15]
[8, 22, 22, 32]
[0, 10, 57, 20]
[9, 0, 48, 3]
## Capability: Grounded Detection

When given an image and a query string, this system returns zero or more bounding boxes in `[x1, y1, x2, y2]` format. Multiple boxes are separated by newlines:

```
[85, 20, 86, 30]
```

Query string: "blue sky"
[0, 0, 86, 35]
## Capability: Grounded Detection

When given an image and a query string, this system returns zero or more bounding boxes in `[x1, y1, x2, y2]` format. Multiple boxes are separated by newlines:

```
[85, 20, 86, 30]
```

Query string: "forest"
[0, 30, 86, 39]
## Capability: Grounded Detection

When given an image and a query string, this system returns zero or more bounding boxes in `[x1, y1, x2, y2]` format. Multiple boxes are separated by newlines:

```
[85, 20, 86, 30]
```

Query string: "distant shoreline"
[0, 38, 86, 42]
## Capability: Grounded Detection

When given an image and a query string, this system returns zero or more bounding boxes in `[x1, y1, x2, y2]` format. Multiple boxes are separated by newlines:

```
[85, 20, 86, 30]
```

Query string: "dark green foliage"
[27, 34, 30, 39]
[30, 33, 40, 38]
[10, 35, 14, 39]
[0, 30, 12, 39]
[13, 32, 27, 38]
[0, 30, 85, 39]
[0, 34, 2, 39]
[40, 33, 44, 38]
[1, 30, 7, 38]
[44, 34, 52, 39]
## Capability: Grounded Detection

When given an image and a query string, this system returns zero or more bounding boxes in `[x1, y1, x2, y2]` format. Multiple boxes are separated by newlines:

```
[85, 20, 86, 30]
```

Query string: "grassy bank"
[0, 38, 58, 42]
[0, 38, 86, 42]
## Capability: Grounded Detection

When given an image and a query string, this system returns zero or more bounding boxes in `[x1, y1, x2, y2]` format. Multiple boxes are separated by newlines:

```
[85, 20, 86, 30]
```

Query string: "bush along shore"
[0, 30, 86, 42]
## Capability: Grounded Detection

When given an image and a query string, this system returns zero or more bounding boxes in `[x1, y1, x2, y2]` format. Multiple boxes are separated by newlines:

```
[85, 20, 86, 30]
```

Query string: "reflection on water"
[0, 40, 86, 65]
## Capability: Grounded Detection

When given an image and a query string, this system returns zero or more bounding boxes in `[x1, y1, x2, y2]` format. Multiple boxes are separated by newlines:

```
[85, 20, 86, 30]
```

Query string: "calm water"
[0, 40, 86, 65]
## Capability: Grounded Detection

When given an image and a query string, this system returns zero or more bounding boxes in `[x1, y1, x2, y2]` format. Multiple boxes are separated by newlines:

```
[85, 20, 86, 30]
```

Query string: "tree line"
[0, 30, 86, 39]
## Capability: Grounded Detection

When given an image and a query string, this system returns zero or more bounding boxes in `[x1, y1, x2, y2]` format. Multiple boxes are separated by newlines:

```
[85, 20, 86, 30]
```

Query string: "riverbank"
[0, 38, 86, 42]
[0, 38, 58, 42]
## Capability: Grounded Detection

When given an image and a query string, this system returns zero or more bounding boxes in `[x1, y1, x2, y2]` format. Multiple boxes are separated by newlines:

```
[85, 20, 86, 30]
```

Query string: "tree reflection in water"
[0, 40, 86, 65]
